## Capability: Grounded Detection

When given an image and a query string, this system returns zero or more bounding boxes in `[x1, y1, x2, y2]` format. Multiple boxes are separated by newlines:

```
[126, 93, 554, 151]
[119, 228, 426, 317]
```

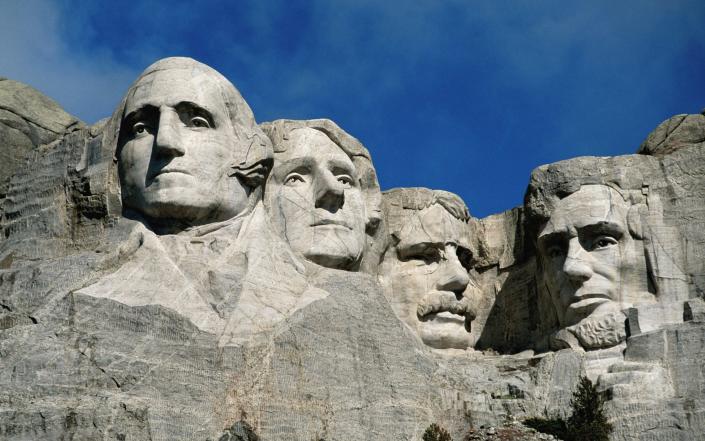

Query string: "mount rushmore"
[1, 57, 705, 440]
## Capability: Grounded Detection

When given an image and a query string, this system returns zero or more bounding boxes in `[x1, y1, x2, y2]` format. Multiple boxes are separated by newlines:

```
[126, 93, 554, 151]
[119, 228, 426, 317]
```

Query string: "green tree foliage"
[423, 423, 453, 441]
[566, 376, 613, 441]
[523, 417, 567, 439]
[523, 376, 613, 441]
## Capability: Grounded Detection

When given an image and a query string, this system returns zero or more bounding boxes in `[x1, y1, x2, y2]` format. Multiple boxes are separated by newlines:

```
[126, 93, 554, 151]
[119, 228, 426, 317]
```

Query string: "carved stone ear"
[365, 190, 383, 234]
[230, 159, 272, 190]
[627, 204, 646, 240]
[365, 210, 382, 234]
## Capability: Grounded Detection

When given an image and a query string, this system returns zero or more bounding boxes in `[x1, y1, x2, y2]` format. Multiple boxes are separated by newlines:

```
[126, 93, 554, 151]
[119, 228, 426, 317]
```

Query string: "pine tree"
[422, 423, 452, 441]
[566, 376, 613, 441]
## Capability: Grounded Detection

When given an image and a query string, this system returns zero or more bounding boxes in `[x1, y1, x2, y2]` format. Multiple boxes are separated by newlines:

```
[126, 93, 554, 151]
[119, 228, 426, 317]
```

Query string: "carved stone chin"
[379, 188, 476, 351]
[552, 312, 627, 350]
[537, 184, 657, 349]
[115, 57, 271, 232]
[261, 119, 381, 272]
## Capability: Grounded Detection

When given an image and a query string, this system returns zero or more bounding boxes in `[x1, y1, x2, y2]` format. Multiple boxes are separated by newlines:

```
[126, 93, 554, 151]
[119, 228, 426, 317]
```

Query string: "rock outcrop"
[0, 78, 83, 197]
[1, 58, 704, 440]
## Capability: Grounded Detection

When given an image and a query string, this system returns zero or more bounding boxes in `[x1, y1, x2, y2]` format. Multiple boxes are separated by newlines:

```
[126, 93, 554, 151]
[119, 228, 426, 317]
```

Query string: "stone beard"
[264, 126, 369, 270]
[537, 184, 655, 349]
[380, 189, 476, 350]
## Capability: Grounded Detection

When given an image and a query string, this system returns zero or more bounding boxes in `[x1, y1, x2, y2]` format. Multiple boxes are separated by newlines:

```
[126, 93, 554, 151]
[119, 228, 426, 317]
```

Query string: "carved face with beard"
[537, 185, 654, 349]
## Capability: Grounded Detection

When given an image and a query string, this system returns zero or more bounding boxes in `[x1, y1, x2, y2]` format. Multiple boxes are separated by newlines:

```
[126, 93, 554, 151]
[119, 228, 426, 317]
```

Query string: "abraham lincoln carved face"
[537, 185, 652, 329]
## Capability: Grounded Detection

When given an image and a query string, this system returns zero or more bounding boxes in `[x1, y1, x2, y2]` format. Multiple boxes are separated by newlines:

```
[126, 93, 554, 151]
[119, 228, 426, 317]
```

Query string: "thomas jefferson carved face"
[265, 128, 368, 269]
[118, 67, 247, 227]
[538, 185, 652, 328]
[380, 193, 474, 350]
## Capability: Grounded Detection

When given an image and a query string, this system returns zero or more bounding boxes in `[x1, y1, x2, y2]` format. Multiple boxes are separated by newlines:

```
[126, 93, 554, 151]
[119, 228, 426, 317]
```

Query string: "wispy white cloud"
[0, 0, 141, 123]
[0, 0, 703, 215]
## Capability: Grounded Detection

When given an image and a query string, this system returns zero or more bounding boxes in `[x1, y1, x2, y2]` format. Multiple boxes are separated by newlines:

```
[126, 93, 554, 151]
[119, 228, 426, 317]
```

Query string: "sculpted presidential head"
[261, 119, 381, 271]
[113, 57, 272, 231]
[536, 184, 655, 349]
[379, 188, 476, 350]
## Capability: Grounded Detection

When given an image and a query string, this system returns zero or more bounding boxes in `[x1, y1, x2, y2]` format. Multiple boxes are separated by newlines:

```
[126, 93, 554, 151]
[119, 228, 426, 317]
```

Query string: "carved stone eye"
[132, 122, 148, 135]
[285, 174, 305, 186]
[337, 175, 353, 187]
[547, 245, 564, 259]
[190, 116, 211, 128]
[591, 236, 618, 250]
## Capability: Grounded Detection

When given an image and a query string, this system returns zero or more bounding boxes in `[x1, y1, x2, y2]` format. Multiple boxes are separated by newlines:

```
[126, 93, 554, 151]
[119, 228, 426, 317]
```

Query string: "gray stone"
[638, 113, 705, 157]
[2, 58, 705, 441]
[378, 187, 476, 350]
[684, 298, 705, 322]
[627, 301, 684, 335]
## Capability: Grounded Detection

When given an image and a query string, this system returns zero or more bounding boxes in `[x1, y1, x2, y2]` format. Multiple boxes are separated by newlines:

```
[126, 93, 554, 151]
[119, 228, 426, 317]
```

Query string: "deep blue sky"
[2, 0, 704, 218]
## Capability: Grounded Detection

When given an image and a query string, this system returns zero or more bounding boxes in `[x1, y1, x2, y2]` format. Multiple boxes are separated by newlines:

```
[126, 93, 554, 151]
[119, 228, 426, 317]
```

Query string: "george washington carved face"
[115, 58, 271, 231]
[118, 67, 246, 227]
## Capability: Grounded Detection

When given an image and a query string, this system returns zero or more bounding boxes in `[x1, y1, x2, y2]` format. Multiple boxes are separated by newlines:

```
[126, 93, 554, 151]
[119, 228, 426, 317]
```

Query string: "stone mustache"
[2, 55, 704, 441]
[102, 57, 691, 353]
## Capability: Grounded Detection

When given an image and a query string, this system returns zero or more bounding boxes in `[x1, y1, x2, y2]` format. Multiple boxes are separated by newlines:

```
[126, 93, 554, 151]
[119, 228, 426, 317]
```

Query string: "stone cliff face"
[1, 59, 704, 441]
[0, 78, 83, 200]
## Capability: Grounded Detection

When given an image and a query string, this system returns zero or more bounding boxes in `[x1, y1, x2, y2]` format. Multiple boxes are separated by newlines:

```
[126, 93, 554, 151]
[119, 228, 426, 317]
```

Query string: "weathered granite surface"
[0, 78, 83, 199]
[1, 57, 704, 440]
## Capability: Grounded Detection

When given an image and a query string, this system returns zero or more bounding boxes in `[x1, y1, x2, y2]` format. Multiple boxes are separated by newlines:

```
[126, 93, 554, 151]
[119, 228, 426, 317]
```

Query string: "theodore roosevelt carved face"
[379, 189, 476, 350]
[537, 185, 653, 332]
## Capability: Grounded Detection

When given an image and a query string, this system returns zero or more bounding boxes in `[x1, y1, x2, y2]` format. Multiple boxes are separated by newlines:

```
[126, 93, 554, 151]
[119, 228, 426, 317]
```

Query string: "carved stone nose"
[155, 109, 185, 157]
[563, 239, 592, 283]
[436, 246, 470, 294]
[314, 172, 345, 212]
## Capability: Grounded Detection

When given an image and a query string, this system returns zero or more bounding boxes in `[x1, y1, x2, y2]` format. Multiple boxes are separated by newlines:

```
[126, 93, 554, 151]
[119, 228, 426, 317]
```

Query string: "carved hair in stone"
[260, 119, 382, 271]
[106, 57, 272, 232]
[527, 170, 688, 350]
[379, 188, 477, 350]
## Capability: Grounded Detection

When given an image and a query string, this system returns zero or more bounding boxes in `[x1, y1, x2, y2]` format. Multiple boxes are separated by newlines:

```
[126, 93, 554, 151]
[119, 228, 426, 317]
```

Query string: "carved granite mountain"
[1, 59, 704, 441]
[0, 78, 83, 196]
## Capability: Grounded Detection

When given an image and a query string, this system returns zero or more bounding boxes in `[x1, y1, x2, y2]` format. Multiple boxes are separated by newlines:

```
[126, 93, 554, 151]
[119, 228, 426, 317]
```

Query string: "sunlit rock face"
[115, 57, 272, 233]
[0, 78, 84, 197]
[1, 57, 705, 441]
[379, 188, 477, 350]
[261, 119, 382, 271]
[536, 184, 654, 349]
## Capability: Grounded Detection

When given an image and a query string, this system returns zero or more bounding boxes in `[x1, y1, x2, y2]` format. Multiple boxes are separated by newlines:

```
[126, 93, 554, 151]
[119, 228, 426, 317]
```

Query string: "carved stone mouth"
[151, 168, 191, 179]
[417, 293, 471, 321]
[568, 294, 612, 311]
[311, 219, 351, 229]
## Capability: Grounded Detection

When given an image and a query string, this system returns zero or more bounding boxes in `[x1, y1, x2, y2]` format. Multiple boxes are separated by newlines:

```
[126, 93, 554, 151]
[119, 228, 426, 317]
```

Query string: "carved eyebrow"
[122, 105, 158, 126]
[537, 230, 568, 250]
[328, 158, 355, 175]
[398, 240, 444, 257]
[174, 101, 216, 127]
[578, 221, 625, 238]
[275, 157, 315, 178]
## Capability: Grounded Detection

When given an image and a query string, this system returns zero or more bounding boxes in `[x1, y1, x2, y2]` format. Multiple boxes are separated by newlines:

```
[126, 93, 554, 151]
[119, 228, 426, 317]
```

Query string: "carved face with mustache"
[380, 196, 476, 350]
